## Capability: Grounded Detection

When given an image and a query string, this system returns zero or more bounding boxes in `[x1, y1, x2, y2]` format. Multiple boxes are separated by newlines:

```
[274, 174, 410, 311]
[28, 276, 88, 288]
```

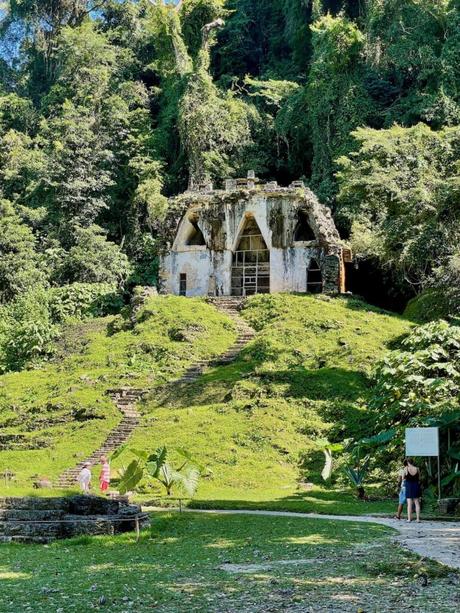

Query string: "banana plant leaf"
[425, 411, 460, 428]
[447, 444, 460, 461]
[440, 471, 460, 487]
[110, 443, 128, 462]
[321, 449, 333, 481]
[118, 459, 144, 495]
[130, 448, 150, 462]
[175, 447, 206, 472]
[357, 429, 396, 447]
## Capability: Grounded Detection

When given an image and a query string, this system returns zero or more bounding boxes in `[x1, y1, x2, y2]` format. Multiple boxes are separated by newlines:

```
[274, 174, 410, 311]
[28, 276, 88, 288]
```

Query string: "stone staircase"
[57, 297, 254, 487]
[56, 389, 145, 488]
[176, 297, 255, 382]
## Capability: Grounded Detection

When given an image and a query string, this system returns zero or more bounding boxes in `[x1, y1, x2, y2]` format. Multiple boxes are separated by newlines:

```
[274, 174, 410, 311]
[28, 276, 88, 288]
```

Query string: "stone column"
[322, 254, 341, 293]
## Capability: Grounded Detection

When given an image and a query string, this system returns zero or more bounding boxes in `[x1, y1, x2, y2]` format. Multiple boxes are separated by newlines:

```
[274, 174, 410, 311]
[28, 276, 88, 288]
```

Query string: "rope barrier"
[1, 516, 149, 525]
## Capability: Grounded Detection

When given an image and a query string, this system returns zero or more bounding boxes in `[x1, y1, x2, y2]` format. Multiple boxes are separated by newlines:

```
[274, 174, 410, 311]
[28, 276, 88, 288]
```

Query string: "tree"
[214, 0, 312, 79]
[40, 101, 114, 243]
[0, 199, 45, 304]
[57, 225, 132, 286]
[306, 13, 375, 203]
[147, 1, 257, 187]
[370, 320, 460, 429]
[365, 0, 459, 128]
[336, 123, 460, 291]
[1, 1, 111, 100]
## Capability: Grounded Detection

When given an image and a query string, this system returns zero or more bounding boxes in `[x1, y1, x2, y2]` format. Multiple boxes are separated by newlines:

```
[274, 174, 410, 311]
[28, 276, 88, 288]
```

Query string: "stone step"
[0, 509, 65, 521]
[0, 497, 68, 511]
[0, 521, 62, 538]
[59, 302, 254, 488]
[0, 535, 54, 544]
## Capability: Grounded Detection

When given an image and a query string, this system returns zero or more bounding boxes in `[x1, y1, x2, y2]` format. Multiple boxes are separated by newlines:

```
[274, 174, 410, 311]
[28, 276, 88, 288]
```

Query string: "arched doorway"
[184, 215, 206, 246]
[294, 211, 316, 241]
[231, 216, 270, 296]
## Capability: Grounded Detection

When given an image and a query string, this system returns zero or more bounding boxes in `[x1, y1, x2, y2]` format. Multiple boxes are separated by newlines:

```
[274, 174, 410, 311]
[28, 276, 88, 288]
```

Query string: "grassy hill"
[127, 294, 410, 513]
[0, 293, 411, 512]
[0, 296, 236, 493]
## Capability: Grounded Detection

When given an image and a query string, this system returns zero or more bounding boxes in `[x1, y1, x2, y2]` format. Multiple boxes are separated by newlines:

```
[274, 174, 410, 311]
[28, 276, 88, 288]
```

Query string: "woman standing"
[404, 458, 421, 522]
[99, 455, 111, 494]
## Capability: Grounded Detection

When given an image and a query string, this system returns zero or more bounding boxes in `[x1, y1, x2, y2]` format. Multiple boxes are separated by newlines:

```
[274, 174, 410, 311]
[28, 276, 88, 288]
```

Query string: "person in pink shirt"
[99, 455, 111, 494]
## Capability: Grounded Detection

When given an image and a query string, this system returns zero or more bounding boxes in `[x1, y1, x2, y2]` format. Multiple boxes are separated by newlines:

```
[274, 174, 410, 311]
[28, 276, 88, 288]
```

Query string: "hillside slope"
[0, 297, 236, 493]
[126, 294, 411, 511]
[0, 293, 411, 511]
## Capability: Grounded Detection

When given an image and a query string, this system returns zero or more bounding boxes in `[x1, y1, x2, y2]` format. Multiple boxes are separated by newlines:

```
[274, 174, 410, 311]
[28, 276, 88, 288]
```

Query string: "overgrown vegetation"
[0, 0, 459, 511]
[118, 294, 411, 511]
[0, 296, 236, 491]
[1, 1, 459, 317]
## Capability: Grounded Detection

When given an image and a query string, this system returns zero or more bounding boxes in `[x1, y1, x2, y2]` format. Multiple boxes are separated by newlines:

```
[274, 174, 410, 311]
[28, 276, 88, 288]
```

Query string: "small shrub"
[48, 282, 123, 322]
[0, 287, 57, 372]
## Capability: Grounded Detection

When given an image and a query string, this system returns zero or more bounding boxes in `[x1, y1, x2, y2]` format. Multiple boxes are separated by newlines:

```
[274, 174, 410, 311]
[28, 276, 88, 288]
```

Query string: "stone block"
[67, 495, 120, 516]
[438, 498, 460, 515]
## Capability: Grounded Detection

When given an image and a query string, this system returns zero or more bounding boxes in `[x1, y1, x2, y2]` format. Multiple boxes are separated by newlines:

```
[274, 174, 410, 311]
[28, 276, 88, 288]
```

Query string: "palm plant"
[343, 429, 395, 499]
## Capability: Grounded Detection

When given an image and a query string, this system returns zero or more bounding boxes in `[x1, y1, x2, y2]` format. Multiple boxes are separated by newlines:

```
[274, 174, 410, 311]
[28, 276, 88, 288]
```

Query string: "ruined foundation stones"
[0, 495, 149, 543]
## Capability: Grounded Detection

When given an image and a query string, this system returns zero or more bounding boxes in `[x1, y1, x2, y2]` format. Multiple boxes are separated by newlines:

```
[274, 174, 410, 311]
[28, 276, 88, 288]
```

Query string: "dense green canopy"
[0, 0, 459, 319]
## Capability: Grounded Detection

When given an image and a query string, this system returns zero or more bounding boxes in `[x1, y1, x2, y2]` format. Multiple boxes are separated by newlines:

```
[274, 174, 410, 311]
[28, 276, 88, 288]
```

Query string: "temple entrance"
[231, 216, 270, 296]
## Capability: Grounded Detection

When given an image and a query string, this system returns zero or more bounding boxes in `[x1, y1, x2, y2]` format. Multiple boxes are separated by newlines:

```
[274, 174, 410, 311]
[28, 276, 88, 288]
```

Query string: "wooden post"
[437, 453, 442, 501]
[135, 516, 140, 542]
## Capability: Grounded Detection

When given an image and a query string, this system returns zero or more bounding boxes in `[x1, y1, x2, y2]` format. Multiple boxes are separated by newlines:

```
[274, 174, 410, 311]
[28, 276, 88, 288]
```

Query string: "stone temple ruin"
[159, 172, 350, 297]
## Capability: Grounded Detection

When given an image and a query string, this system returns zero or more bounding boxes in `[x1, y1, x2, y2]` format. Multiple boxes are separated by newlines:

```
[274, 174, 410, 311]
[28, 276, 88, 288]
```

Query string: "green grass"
[0, 512, 455, 612]
[0, 296, 236, 493]
[1, 293, 412, 512]
[124, 294, 411, 513]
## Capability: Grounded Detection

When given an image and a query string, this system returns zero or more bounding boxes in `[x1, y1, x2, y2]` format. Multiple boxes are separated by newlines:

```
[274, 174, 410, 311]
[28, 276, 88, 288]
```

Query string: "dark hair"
[405, 458, 414, 466]
[403, 459, 409, 466]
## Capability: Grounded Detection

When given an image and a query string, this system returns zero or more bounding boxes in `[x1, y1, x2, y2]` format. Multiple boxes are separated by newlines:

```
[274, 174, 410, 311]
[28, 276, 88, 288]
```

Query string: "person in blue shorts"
[394, 459, 408, 520]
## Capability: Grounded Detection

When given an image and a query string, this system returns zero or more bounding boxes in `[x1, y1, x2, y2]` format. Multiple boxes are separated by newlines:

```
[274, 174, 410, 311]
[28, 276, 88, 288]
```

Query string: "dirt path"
[146, 507, 460, 570]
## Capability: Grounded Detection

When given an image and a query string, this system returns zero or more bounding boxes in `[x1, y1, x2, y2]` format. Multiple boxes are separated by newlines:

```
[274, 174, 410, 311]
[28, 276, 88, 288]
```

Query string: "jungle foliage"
[1, 1, 459, 505]
[0, 0, 459, 323]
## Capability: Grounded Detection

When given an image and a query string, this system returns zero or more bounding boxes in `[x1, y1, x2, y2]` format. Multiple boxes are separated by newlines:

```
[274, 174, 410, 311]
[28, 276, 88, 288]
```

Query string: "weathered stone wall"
[0, 496, 149, 543]
[159, 185, 345, 296]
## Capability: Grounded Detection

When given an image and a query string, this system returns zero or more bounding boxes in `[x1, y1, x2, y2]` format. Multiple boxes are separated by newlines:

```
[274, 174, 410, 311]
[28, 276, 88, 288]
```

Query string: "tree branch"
[196, 18, 224, 72]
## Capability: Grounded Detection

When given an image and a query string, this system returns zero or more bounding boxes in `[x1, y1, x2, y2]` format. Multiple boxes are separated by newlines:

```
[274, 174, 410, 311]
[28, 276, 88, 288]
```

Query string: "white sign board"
[405, 427, 439, 457]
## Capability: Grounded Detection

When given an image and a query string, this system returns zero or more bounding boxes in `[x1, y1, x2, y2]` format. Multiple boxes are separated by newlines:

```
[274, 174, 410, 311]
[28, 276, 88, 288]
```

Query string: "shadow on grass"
[186, 491, 395, 516]
[146, 347, 371, 411]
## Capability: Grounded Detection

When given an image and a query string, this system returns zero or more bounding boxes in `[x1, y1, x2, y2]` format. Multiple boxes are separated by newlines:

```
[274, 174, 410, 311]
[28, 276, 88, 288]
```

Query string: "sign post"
[405, 427, 441, 499]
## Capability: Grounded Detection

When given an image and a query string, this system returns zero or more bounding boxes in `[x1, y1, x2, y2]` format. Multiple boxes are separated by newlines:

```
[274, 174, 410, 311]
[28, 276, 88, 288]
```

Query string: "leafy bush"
[0, 200, 46, 304]
[337, 124, 460, 290]
[48, 283, 123, 323]
[404, 289, 460, 323]
[0, 287, 58, 372]
[57, 225, 132, 287]
[370, 320, 460, 428]
[0, 282, 124, 371]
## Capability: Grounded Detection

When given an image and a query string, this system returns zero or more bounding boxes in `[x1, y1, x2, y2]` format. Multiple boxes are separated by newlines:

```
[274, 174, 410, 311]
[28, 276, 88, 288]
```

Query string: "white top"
[78, 467, 91, 484]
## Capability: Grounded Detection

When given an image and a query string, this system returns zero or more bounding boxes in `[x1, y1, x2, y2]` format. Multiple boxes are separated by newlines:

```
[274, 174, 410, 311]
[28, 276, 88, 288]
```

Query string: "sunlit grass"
[0, 512, 453, 613]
